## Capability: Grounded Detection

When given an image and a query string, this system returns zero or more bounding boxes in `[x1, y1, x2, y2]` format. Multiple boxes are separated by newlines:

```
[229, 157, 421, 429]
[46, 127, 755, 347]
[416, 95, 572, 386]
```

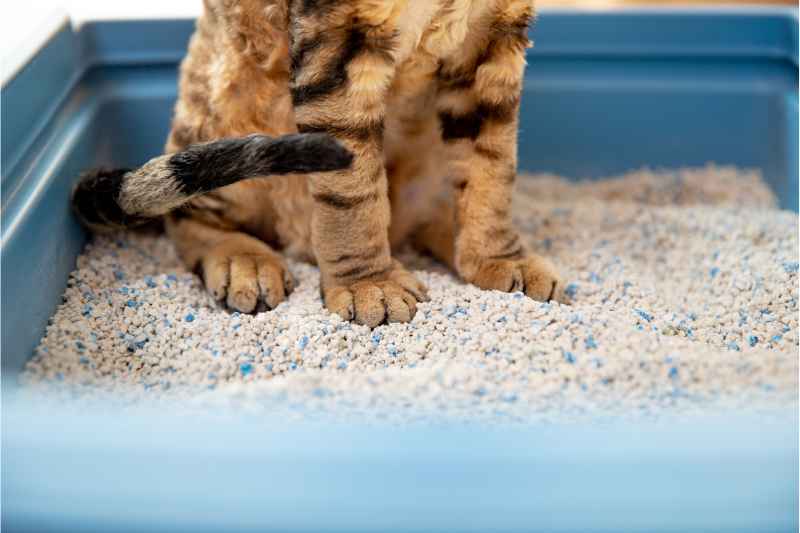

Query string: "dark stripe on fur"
[291, 34, 326, 76]
[297, 0, 342, 17]
[312, 190, 378, 210]
[291, 26, 395, 107]
[439, 99, 520, 142]
[490, 13, 533, 47]
[334, 262, 392, 281]
[490, 234, 523, 260]
[439, 111, 483, 142]
[326, 244, 383, 265]
[436, 63, 475, 91]
[438, 13, 531, 93]
[490, 247, 524, 261]
[474, 144, 504, 160]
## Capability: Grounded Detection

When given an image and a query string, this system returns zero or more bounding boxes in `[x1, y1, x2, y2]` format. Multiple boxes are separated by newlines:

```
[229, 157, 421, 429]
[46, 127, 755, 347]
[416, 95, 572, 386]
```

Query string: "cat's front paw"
[462, 254, 563, 303]
[322, 263, 429, 328]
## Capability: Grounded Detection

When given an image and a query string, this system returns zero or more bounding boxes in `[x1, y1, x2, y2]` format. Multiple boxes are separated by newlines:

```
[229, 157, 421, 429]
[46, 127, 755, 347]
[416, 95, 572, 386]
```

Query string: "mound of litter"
[20, 165, 799, 424]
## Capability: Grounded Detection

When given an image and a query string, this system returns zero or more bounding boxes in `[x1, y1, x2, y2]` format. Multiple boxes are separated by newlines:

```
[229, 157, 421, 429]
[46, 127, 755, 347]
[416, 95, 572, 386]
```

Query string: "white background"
[1, 0, 202, 84]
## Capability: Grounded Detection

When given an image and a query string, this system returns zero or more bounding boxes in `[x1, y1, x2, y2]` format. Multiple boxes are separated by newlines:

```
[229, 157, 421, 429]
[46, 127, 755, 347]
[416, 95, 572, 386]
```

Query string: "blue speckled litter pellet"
[185, 313, 195, 322]
[584, 335, 598, 350]
[563, 351, 576, 364]
[709, 267, 720, 278]
[783, 261, 799, 273]
[298, 336, 310, 350]
[669, 367, 679, 380]
[501, 393, 518, 403]
[635, 309, 653, 322]
[748, 335, 759, 347]
[240, 363, 253, 376]
[564, 283, 579, 299]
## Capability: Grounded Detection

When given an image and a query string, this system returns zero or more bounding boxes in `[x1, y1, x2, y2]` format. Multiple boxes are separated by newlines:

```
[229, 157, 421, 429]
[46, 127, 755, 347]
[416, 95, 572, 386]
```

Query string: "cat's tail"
[71, 133, 352, 232]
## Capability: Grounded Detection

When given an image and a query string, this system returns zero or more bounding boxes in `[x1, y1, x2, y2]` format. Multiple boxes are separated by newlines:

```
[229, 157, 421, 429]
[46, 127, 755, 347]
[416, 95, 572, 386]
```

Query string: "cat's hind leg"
[166, 215, 294, 313]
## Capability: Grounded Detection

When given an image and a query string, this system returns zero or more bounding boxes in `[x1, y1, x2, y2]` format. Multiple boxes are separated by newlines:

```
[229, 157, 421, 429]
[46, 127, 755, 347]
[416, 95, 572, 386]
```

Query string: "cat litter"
[19, 165, 798, 424]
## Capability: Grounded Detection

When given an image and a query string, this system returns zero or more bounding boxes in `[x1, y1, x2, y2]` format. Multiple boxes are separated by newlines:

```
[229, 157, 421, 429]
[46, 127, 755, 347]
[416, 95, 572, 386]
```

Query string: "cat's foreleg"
[288, 4, 427, 327]
[436, 9, 562, 302]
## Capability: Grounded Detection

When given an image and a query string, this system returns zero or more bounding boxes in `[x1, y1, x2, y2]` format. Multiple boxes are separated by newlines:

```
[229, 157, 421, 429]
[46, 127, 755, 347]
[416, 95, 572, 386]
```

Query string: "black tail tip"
[71, 167, 136, 231]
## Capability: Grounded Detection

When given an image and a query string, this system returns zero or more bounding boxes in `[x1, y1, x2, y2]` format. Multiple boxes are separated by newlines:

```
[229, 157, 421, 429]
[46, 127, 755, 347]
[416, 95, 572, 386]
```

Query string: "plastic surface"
[1, 10, 798, 532]
[3, 405, 797, 533]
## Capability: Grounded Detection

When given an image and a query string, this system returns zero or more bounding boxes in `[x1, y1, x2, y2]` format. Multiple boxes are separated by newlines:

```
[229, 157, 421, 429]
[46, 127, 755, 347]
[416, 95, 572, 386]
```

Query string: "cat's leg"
[288, 4, 427, 327]
[435, 9, 562, 302]
[166, 214, 294, 313]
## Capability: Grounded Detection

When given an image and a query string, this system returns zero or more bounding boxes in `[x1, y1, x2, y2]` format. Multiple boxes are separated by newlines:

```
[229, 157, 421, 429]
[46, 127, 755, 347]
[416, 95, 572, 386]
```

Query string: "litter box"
[1, 8, 798, 533]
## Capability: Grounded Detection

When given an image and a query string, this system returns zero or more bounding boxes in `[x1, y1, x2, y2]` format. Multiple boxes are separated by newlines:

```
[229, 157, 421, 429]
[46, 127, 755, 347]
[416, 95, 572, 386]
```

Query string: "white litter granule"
[20, 165, 799, 424]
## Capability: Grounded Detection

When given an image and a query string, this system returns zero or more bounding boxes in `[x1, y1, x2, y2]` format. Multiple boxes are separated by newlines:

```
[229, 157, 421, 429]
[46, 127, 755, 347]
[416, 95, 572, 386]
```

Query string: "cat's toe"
[465, 255, 563, 303]
[200, 239, 293, 314]
[322, 265, 426, 328]
[519, 255, 563, 302]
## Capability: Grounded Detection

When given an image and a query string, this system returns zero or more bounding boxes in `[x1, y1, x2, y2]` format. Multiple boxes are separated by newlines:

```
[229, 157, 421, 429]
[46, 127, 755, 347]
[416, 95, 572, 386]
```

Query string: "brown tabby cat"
[74, 0, 563, 327]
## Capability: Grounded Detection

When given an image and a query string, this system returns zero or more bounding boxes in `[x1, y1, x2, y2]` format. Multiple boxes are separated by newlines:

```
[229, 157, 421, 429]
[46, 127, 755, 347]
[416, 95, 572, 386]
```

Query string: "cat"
[73, 0, 563, 327]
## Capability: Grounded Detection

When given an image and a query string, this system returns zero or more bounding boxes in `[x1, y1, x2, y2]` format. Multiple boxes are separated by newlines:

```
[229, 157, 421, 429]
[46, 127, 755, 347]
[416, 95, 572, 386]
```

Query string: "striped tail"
[71, 132, 352, 231]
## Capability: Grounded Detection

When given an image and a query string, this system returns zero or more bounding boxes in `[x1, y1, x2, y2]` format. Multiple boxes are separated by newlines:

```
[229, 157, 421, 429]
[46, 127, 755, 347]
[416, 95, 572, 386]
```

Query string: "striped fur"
[97, 0, 563, 326]
[72, 133, 351, 231]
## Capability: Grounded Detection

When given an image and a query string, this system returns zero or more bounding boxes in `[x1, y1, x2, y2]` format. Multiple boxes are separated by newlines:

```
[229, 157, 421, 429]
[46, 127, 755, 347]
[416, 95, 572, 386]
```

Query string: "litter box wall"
[1, 10, 798, 395]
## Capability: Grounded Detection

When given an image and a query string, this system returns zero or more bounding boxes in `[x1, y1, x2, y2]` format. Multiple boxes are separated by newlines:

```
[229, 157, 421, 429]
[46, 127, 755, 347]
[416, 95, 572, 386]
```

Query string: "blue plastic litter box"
[2, 8, 798, 533]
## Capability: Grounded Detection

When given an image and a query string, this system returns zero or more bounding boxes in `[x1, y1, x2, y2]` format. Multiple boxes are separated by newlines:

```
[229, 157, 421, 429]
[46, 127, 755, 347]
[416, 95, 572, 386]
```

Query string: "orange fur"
[164, 0, 562, 326]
